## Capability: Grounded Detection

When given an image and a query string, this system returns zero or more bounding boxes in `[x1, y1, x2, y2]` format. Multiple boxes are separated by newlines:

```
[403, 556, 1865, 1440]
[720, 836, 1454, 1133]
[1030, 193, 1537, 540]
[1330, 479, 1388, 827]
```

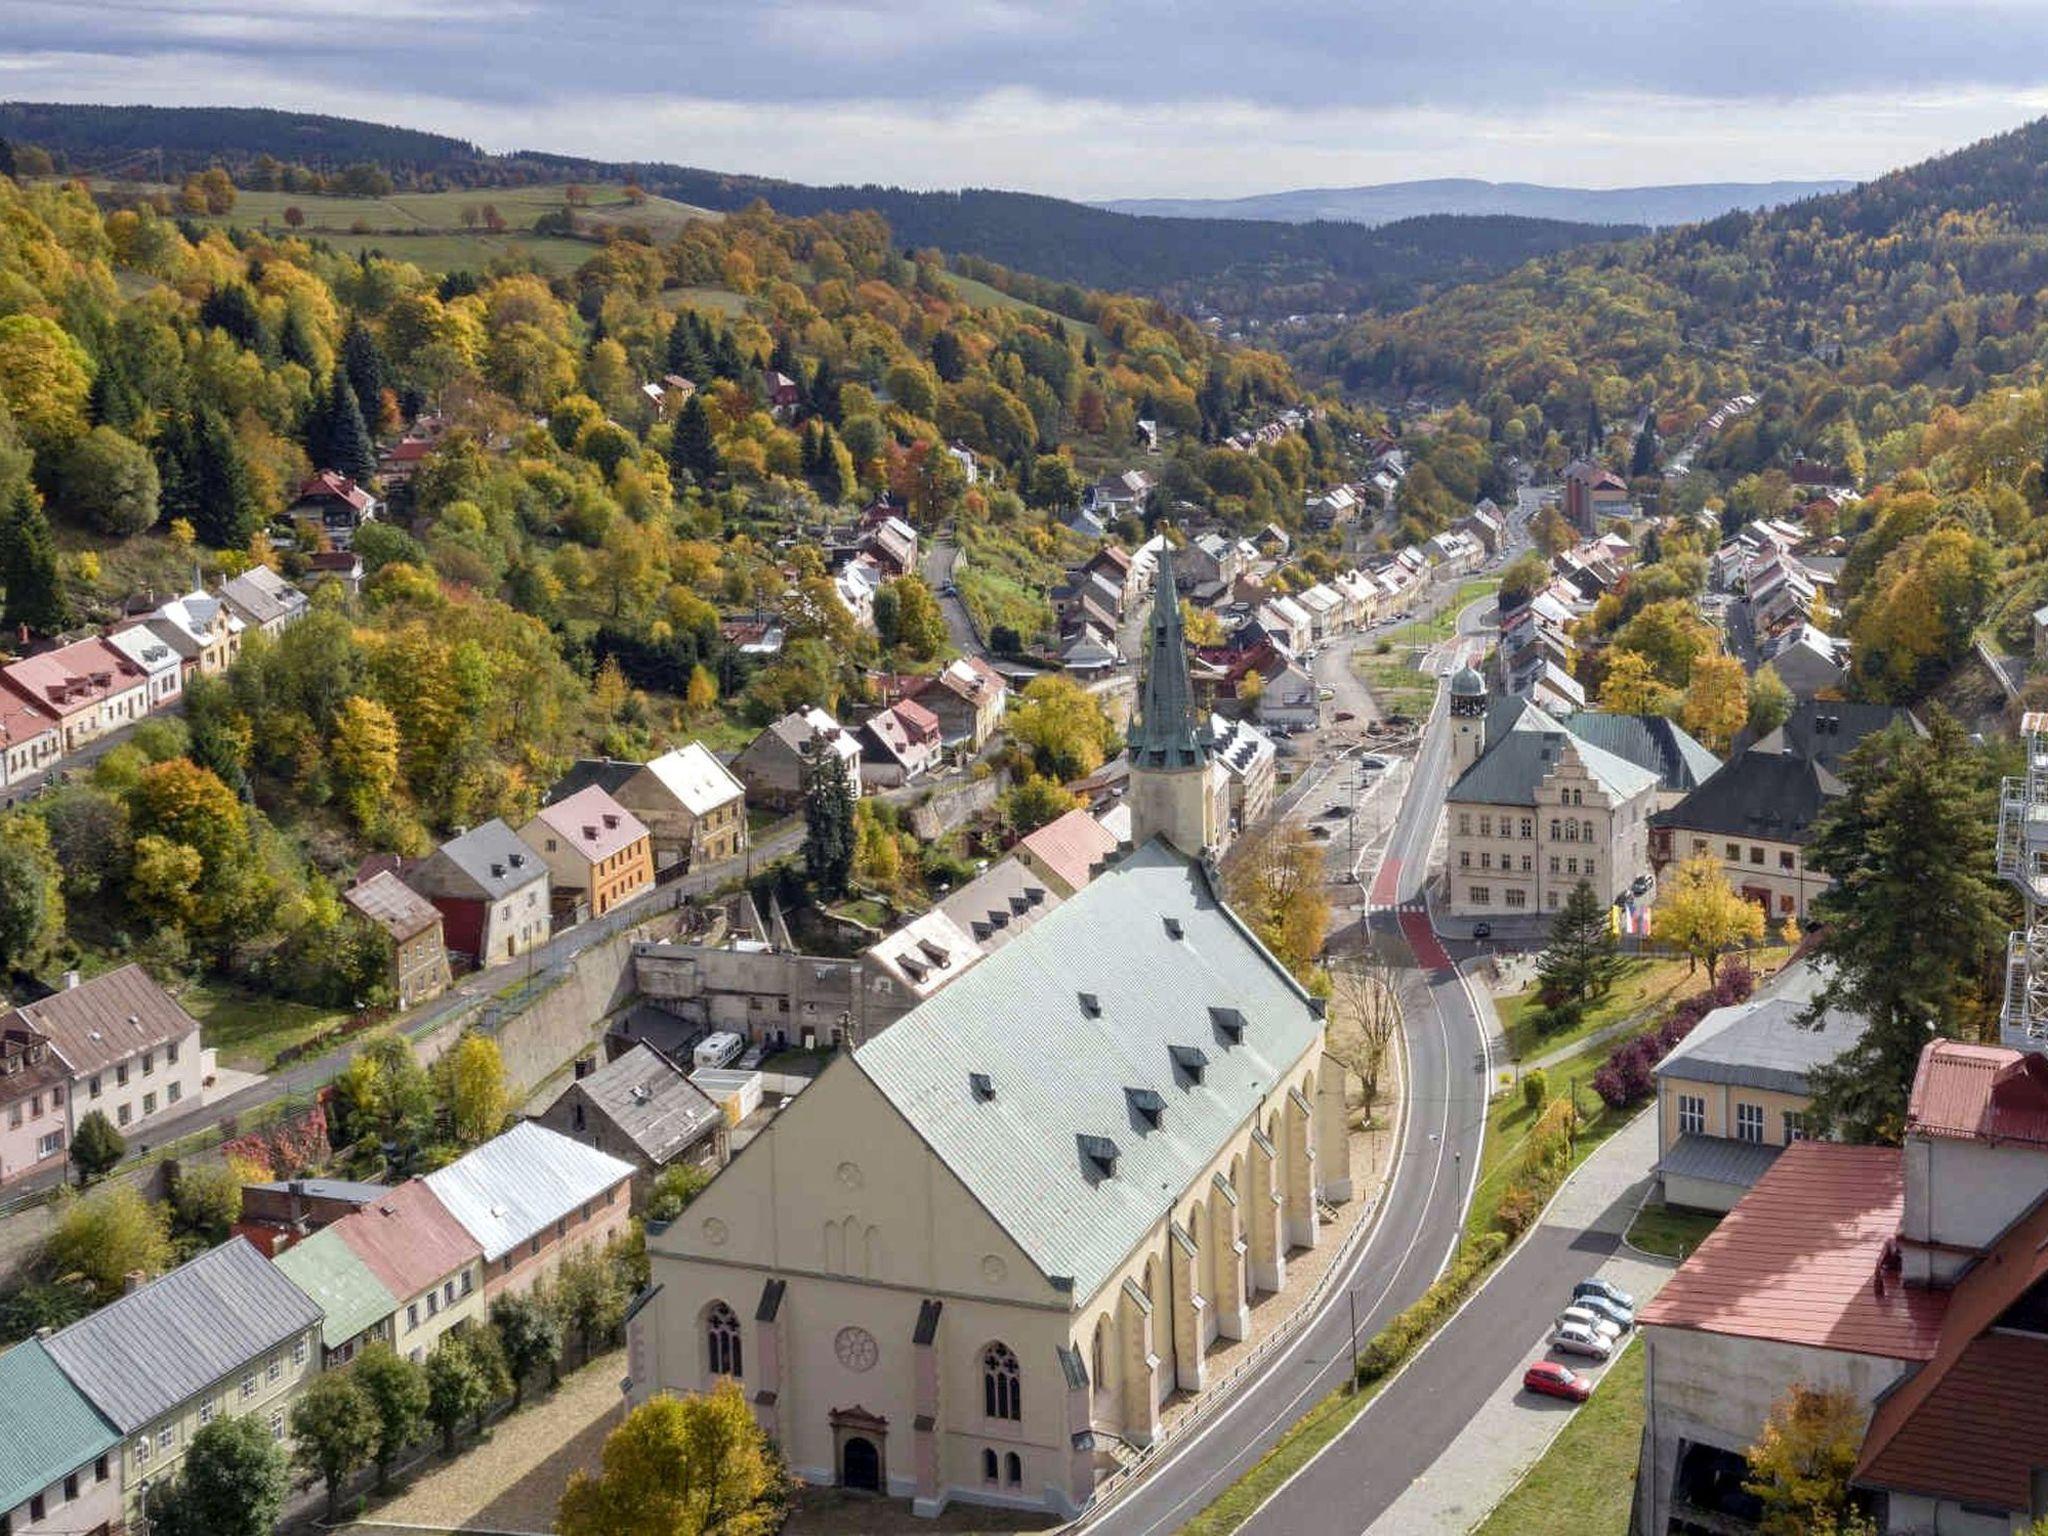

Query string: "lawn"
[1498, 954, 1705, 1063]
[180, 981, 354, 1073]
[662, 284, 751, 317]
[941, 271, 1104, 348]
[1626, 1201, 1722, 1261]
[1469, 1338, 1645, 1536]
[1351, 646, 1435, 721]
[1467, 1040, 1633, 1244]
[315, 230, 598, 276]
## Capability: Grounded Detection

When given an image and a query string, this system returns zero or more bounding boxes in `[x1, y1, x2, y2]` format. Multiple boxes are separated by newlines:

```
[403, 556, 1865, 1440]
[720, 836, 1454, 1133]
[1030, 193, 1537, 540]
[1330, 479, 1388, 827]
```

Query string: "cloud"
[4, 1, 2048, 196]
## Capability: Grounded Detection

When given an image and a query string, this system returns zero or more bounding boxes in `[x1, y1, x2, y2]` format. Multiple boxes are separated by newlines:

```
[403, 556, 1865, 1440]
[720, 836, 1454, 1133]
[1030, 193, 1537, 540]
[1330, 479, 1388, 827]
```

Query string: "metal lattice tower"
[1997, 712, 2048, 1049]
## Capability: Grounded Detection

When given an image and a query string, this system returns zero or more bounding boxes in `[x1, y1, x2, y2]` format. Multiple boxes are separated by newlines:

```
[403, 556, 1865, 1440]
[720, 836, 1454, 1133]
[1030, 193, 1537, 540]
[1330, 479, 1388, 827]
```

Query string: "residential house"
[290, 470, 382, 548]
[834, 554, 883, 631]
[332, 1179, 486, 1363]
[344, 871, 453, 1010]
[0, 1340, 120, 1536]
[271, 1225, 399, 1367]
[1085, 469, 1152, 518]
[627, 840, 1350, 1518]
[1060, 624, 1122, 677]
[547, 745, 748, 873]
[1066, 507, 1109, 540]
[1562, 458, 1628, 532]
[1652, 959, 1869, 1211]
[0, 1028, 74, 1186]
[518, 785, 654, 922]
[1179, 532, 1244, 592]
[235, 1177, 391, 1254]
[733, 709, 864, 810]
[1, 639, 150, 753]
[1256, 596, 1312, 656]
[765, 371, 802, 414]
[1444, 679, 1659, 918]
[402, 818, 550, 966]
[3, 965, 203, 1143]
[44, 1238, 323, 1521]
[305, 549, 365, 594]
[101, 622, 183, 712]
[218, 565, 308, 637]
[0, 689, 60, 802]
[1306, 484, 1359, 528]
[375, 434, 434, 487]
[1761, 623, 1849, 698]
[860, 514, 919, 579]
[1082, 546, 1140, 611]
[1249, 651, 1319, 731]
[916, 657, 1006, 750]
[859, 698, 942, 787]
[1295, 584, 1345, 641]
[1054, 568, 1126, 630]
[1208, 713, 1278, 836]
[1014, 808, 1121, 899]
[1651, 702, 1916, 927]
[423, 1121, 635, 1301]
[535, 1042, 726, 1205]
[719, 614, 786, 660]
[1334, 569, 1381, 630]
[1458, 501, 1506, 554]
[143, 588, 241, 678]
[947, 443, 979, 485]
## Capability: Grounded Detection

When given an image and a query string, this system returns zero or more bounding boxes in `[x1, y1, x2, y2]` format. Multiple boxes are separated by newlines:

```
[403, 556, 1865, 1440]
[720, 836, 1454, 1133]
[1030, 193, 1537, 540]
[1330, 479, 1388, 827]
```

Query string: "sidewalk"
[1361, 1111, 1675, 1536]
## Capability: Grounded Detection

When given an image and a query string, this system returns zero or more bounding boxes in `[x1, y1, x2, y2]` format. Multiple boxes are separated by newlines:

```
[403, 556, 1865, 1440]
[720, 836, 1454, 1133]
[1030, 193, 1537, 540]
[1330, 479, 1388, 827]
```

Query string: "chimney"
[288, 1179, 305, 1225]
[124, 1270, 147, 1295]
[62, 971, 80, 991]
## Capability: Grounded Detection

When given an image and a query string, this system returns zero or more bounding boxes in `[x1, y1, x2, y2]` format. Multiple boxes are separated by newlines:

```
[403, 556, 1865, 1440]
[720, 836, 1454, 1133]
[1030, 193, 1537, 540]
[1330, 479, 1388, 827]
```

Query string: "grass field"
[316, 230, 598, 275]
[1352, 576, 1500, 720]
[1498, 954, 1712, 1063]
[1626, 1201, 1722, 1261]
[941, 271, 1104, 347]
[1469, 1339, 1644, 1536]
[180, 981, 353, 1073]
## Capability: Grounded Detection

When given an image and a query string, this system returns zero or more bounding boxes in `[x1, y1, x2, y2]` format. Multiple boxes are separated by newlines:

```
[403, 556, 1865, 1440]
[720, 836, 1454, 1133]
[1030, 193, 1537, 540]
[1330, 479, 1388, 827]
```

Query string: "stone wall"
[907, 769, 1011, 841]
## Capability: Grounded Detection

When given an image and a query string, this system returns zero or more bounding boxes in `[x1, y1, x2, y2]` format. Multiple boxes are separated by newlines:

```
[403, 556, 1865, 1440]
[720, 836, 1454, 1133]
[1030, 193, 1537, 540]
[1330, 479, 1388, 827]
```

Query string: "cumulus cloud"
[4, 1, 2048, 195]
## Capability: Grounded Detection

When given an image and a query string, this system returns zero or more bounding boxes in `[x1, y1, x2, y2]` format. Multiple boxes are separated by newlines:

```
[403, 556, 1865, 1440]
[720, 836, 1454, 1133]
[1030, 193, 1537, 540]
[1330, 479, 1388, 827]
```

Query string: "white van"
[693, 1031, 744, 1070]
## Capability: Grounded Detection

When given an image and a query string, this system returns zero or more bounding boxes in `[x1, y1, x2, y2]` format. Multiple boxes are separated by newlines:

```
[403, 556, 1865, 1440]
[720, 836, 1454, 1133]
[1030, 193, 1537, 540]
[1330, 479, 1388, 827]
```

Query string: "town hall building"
[624, 562, 1349, 1518]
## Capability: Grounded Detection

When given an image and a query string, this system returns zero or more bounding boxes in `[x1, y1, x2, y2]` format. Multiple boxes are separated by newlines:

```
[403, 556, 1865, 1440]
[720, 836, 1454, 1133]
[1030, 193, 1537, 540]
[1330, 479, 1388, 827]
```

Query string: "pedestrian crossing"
[1365, 900, 1429, 915]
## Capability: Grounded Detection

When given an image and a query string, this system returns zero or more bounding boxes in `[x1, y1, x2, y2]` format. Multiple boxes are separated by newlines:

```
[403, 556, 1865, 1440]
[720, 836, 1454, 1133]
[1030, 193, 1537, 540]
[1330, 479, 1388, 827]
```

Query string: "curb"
[1454, 1333, 1643, 1536]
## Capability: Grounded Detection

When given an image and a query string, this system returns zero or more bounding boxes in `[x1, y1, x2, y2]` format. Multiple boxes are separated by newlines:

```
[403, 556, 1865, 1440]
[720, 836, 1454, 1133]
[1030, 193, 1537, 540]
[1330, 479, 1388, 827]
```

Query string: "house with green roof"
[273, 1225, 399, 1367]
[1444, 675, 1663, 918]
[0, 1339, 120, 1536]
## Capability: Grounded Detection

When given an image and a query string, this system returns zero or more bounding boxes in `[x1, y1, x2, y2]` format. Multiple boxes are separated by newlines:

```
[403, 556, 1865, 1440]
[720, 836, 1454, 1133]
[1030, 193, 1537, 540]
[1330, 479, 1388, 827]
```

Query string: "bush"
[1521, 1068, 1549, 1112]
[1355, 1233, 1506, 1384]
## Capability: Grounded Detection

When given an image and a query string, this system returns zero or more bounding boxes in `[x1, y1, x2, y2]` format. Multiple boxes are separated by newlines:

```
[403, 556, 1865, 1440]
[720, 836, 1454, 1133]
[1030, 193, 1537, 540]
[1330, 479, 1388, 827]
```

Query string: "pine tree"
[798, 421, 820, 479]
[663, 314, 704, 379]
[808, 357, 838, 423]
[279, 307, 322, 372]
[1586, 397, 1605, 454]
[1631, 417, 1661, 477]
[815, 426, 849, 505]
[802, 744, 858, 898]
[668, 392, 719, 483]
[340, 316, 385, 430]
[0, 483, 69, 635]
[191, 408, 257, 550]
[1803, 711, 2009, 1141]
[1536, 880, 1622, 1021]
[312, 370, 376, 485]
[0, 139, 15, 180]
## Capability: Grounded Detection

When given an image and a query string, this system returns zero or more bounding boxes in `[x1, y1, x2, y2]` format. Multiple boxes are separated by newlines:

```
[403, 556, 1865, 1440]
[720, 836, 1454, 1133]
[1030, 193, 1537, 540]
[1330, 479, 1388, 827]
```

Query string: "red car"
[1522, 1361, 1592, 1403]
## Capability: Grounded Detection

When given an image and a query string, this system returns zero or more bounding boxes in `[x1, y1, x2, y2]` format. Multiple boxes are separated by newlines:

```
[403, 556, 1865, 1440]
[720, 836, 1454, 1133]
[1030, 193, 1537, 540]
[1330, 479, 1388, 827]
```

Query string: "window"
[95, 1455, 107, 1483]
[89, 1075, 100, 1099]
[29, 1495, 42, 1522]
[1725, 842, 1740, 862]
[1678, 1095, 1705, 1136]
[427, 1292, 439, 1318]
[167, 1040, 179, 1065]
[1548, 856, 1560, 874]
[1521, 856, 1532, 872]
[460, 1270, 474, 1296]
[241, 1373, 257, 1400]
[1692, 839, 1707, 855]
[1779, 894, 1795, 914]
[445, 1280, 456, 1305]
[1749, 845, 1765, 865]
[706, 1302, 743, 1377]
[50, 1085, 60, 1107]
[1480, 852, 1491, 870]
[135, 1436, 150, 1466]
[1478, 816, 1491, 837]
[117, 1104, 132, 1127]
[143, 1092, 156, 1116]
[982, 1448, 999, 1482]
[1779, 850, 1796, 870]
[267, 1355, 282, 1383]
[167, 1081, 181, 1104]
[293, 1337, 307, 1368]
[64, 1472, 77, 1501]
[1582, 820, 1594, 842]
[408, 1303, 420, 1331]
[1549, 819, 1560, 840]
[199, 1398, 215, 1426]
[1784, 1111, 1810, 1143]
[157, 1425, 175, 1453]
[142, 1050, 154, 1075]
[269, 1409, 285, 1442]
[1520, 818, 1533, 838]
[1459, 851, 1470, 869]
[1737, 1103, 1765, 1144]
[1469, 886, 1490, 906]
[1506, 889, 1527, 909]
[26, 1094, 38, 1118]
[115, 1064, 128, 1087]
[1005, 1451, 1023, 1487]
[983, 1342, 1022, 1420]
[6, 1106, 18, 1130]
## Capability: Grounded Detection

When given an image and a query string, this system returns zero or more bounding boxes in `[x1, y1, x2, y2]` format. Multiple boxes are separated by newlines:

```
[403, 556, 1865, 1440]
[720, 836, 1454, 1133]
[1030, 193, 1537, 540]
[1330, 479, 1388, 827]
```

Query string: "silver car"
[1557, 1306, 1623, 1343]
[1550, 1321, 1614, 1361]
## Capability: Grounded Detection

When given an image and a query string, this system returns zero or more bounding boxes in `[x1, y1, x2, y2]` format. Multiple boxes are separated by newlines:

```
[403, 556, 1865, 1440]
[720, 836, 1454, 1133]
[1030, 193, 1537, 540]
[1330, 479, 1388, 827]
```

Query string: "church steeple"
[1131, 545, 1209, 771]
[1129, 544, 1222, 859]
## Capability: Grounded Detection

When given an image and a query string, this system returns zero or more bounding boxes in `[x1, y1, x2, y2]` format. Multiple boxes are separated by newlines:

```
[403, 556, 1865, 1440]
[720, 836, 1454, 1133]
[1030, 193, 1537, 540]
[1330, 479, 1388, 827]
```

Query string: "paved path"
[1238, 1110, 1670, 1536]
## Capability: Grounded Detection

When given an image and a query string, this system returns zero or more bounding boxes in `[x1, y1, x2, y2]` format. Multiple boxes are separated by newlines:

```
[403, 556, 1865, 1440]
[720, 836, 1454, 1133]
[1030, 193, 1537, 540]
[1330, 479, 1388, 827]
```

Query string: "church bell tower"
[1129, 546, 1218, 858]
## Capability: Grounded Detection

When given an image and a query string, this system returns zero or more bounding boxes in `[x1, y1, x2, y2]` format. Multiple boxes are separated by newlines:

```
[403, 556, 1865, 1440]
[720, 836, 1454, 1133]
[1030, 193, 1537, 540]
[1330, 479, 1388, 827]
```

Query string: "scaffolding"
[1998, 712, 2048, 1048]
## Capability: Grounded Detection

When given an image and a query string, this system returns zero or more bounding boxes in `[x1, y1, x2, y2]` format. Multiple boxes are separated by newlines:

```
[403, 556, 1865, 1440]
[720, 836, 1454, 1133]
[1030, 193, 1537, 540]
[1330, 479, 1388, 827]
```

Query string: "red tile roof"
[0, 686, 57, 747]
[1905, 1041, 2048, 1149]
[1, 638, 145, 718]
[1857, 1189, 2048, 1510]
[298, 470, 375, 513]
[1018, 807, 1120, 894]
[332, 1179, 481, 1300]
[1639, 1143, 1946, 1359]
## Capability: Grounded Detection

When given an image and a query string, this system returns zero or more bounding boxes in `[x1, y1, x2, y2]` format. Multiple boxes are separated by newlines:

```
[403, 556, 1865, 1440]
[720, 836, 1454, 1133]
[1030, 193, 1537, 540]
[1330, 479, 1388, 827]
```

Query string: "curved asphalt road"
[1085, 665, 1492, 1536]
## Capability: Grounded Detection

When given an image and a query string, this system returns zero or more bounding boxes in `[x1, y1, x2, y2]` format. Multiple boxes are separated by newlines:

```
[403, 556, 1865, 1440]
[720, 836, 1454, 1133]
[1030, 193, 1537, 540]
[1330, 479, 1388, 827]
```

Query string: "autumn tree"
[1224, 822, 1330, 981]
[330, 694, 401, 829]
[1747, 662, 1795, 738]
[555, 1244, 630, 1359]
[1652, 853, 1764, 983]
[1597, 647, 1672, 715]
[292, 1370, 380, 1521]
[1804, 710, 2007, 1140]
[441, 1033, 511, 1148]
[1327, 939, 1402, 1112]
[1001, 773, 1079, 834]
[1010, 674, 1118, 781]
[1743, 1384, 1867, 1536]
[47, 1182, 173, 1302]
[556, 1383, 786, 1536]
[0, 814, 62, 976]
[685, 663, 719, 716]
[1680, 652, 1749, 753]
[55, 424, 159, 536]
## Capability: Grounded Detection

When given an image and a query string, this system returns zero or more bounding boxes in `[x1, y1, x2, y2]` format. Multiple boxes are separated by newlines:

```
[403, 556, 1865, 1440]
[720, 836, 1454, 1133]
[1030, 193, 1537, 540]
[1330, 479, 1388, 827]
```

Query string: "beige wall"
[1447, 741, 1655, 917]
[71, 1026, 205, 1143]
[125, 1324, 321, 1519]
[392, 1258, 488, 1362]
[1657, 1075, 1815, 1158]
[1665, 830, 1825, 926]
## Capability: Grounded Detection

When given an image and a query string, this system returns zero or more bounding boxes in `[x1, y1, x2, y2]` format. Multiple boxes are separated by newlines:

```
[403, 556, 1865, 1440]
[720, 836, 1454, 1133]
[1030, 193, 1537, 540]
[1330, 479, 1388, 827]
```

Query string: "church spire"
[1131, 544, 1208, 770]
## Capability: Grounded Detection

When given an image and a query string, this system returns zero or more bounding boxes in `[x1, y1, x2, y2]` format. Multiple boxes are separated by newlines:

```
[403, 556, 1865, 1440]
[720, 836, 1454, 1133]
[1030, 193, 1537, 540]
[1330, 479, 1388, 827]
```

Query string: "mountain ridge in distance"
[1099, 176, 1855, 228]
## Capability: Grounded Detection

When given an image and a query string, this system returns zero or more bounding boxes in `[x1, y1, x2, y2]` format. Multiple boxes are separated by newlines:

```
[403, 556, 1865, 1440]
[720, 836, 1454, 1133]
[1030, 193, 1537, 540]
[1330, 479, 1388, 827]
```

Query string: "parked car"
[694, 1030, 745, 1070]
[1358, 754, 1389, 771]
[1574, 1277, 1636, 1311]
[1557, 1306, 1623, 1342]
[1334, 710, 1355, 722]
[1522, 1361, 1592, 1403]
[1318, 688, 1336, 701]
[1574, 1293, 1634, 1332]
[1630, 873, 1654, 896]
[1550, 1322, 1613, 1360]
[1472, 922, 1492, 939]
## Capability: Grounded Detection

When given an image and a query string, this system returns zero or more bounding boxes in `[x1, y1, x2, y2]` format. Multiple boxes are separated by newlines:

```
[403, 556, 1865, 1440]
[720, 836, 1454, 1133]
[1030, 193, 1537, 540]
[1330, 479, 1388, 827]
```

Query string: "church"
[623, 550, 1350, 1517]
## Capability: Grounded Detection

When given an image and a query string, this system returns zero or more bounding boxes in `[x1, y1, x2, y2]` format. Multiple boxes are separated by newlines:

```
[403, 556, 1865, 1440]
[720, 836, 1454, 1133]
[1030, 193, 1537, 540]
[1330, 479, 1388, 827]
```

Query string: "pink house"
[0, 688, 60, 804]
[0, 639, 150, 753]
[858, 697, 942, 786]
[0, 1028, 73, 1185]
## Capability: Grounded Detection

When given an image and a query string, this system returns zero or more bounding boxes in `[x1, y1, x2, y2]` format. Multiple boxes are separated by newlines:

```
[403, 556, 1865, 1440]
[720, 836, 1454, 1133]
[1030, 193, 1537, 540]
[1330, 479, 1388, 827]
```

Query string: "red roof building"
[1015, 807, 1121, 898]
[1905, 1040, 2048, 1149]
[0, 637, 151, 753]
[0, 686, 60, 799]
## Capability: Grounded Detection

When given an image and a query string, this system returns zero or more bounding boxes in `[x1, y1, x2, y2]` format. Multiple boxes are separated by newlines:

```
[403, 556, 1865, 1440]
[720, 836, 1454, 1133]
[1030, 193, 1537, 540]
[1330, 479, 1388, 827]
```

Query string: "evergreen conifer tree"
[0, 483, 69, 635]
[1535, 880, 1622, 1023]
[341, 316, 385, 429]
[313, 371, 376, 484]
[802, 744, 858, 898]
[668, 392, 719, 483]
[191, 408, 258, 550]
[1632, 418, 1661, 477]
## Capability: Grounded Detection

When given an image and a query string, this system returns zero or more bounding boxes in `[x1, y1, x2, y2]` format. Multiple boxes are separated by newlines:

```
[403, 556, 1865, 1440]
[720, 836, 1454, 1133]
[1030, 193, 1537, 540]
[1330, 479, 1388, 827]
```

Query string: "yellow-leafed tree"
[1652, 852, 1764, 982]
[556, 1383, 786, 1536]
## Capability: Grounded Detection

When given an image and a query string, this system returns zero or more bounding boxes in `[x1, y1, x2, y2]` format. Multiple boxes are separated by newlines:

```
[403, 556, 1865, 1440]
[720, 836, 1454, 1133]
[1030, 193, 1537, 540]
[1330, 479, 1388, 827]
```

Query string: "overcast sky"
[6, 1, 2048, 199]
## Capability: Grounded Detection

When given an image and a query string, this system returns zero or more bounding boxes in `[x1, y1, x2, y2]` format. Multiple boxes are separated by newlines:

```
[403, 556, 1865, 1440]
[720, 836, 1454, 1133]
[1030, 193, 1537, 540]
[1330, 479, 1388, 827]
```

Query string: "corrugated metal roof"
[1655, 1132, 1783, 1190]
[1639, 1143, 1946, 1359]
[1905, 1041, 2048, 1149]
[411, 818, 545, 903]
[1448, 709, 1659, 809]
[332, 1180, 480, 1301]
[0, 1339, 119, 1511]
[853, 839, 1323, 1300]
[44, 1238, 324, 1432]
[1655, 959, 1866, 1095]
[273, 1226, 398, 1351]
[345, 870, 443, 941]
[8, 964, 200, 1079]
[425, 1122, 634, 1262]
[643, 743, 746, 818]
[1018, 808, 1120, 894]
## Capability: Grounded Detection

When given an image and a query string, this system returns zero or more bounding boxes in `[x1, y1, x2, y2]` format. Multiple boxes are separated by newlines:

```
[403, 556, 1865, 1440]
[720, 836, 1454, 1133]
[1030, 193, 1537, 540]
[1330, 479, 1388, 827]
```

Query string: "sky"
[6, 1, 2048, 199]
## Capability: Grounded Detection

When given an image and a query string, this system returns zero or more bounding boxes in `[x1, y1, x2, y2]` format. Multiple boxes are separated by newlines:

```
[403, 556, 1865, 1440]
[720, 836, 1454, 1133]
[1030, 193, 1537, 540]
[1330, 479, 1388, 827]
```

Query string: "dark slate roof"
[544, 759, 640, 806]
[1655, 961, 1866, 1095]
[44, 1238, 323, 1432]
[1657, 1132, 1784, 1191]
[0, 1340, 119, 1512]
[1733, 700, 1919, 768]
[410, 818, 545, 903]
[1650, 748, 1840, 845]
[556, 1043, 721, 1164]
[1129, 546, 1209, 771]
[1557, 711, 1722, 794]
[1447, 711, 1659, 808]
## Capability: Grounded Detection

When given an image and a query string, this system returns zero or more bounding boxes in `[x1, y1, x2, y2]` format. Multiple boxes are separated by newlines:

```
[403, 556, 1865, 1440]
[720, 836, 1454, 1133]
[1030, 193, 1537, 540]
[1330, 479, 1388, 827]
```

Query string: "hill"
[0, 101, 1635, 322]
[1098, 177, 1854, 228]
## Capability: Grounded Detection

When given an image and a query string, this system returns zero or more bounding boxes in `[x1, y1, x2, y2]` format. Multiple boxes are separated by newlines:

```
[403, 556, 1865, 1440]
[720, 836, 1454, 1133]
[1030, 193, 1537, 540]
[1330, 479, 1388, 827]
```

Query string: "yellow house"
[629, 839, 1348, 1520]
[1652, 959, 1870, 1212]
